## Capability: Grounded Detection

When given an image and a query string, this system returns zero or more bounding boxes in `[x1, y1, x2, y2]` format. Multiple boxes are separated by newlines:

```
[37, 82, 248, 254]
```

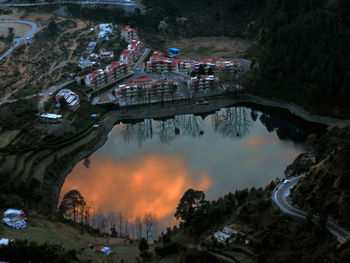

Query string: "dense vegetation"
[168, 185, 346, 262]
[257, 0, 350, 117]
[291, 127, 350, 228]
[0, 240, 77, 263]
[57, 1, 350, 118]
[142, 0, 265, 37]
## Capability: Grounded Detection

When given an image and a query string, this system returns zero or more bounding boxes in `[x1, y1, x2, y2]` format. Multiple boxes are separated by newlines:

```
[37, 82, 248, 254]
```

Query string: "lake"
[60, 105, 323, 233]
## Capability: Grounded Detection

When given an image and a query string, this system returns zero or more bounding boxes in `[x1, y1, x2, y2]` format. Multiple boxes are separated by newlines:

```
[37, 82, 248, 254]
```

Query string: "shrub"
[0, 239, 77, 263]
[155, 242, 184, 258]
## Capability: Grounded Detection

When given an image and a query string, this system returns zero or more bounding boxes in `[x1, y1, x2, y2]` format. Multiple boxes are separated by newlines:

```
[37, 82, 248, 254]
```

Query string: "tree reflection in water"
[211, 107, 252, 139]
[259, 113, 305, 143]
[116, 107, 257, 146]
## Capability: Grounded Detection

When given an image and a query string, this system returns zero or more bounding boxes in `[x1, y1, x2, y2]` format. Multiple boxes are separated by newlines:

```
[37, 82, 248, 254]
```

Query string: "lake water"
[60, 106, 322, 232]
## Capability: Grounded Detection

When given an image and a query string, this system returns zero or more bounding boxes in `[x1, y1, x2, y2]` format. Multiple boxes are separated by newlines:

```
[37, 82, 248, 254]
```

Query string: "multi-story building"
[146, 52, 178, 74]
[146, 51, 194, 74]
[190, 58, 241, 76]
[115, 78, 181, 105]
[120, 25, 138, 43]
[187, 75, 220, 94]
[85, 61, 131, 89]
[55, 89, 80, 111]
[99, 48, 114, 60]
[120, 40, 145, 65]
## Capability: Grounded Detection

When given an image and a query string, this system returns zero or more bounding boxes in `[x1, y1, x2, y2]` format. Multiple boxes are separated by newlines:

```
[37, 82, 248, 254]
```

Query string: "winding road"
[0, 20, 37, 61]
[0, 1, 143, 13]
[272, 176, 350, 243]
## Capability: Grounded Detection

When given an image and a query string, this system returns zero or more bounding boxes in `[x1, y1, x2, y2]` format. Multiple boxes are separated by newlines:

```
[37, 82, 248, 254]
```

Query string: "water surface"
[61, 106, 316, 228]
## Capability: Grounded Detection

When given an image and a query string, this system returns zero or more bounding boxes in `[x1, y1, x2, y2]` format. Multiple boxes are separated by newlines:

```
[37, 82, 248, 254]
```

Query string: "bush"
[155, 242, 184, 258]
[139, 250, 153, 262]
[138, 237, 149, 252]
[0, 239, 77, 263]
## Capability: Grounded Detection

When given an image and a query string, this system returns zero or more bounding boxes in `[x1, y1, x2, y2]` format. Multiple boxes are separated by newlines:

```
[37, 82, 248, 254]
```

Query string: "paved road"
[0, 1, 143, 12]
[132, 48, 150, 70]
[0, 79, 74, 106]
[272, 176, 350, 243]
[0, 20, 37, 61]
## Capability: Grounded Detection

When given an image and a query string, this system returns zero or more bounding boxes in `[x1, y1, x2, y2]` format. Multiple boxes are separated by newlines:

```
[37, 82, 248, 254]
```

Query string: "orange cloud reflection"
[60, 154, 212, 224]
[246, 136, 277, 148]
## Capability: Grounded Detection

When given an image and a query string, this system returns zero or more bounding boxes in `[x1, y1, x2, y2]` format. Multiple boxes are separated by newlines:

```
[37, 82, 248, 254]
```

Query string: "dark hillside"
[142, 0, 350, 117]
[256, 0, 350, 117]
[142, 0, 266, 37]
[291, 133, 350, 228]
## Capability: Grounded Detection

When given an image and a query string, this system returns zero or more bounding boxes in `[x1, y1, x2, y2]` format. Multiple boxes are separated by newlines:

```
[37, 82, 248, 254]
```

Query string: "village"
[39, 22, 250, 124]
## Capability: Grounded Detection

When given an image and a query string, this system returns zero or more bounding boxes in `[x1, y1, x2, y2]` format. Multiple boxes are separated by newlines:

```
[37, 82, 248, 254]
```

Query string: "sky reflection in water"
[61, 107, 305, 225]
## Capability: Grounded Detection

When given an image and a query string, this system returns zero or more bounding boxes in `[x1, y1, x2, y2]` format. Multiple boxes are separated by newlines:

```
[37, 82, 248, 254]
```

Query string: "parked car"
[196, 98, 208, 105]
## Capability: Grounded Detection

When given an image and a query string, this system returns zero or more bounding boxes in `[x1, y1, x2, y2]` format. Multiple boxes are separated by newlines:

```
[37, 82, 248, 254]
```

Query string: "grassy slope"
[0, 213, 140, 262]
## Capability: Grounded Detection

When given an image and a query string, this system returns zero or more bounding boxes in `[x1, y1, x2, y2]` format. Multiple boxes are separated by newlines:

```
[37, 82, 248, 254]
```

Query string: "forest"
[257, 0, 350, 116]
[140, 0, 350, 116]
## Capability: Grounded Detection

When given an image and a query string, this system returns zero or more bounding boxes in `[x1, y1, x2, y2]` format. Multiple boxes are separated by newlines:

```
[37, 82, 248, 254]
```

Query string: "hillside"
[255, 0, 350, 117]
[0, 212, 140, 262]
[157, 183, 346, 263]
[291, 128, 350, 228]
[141, 0, 350, 118]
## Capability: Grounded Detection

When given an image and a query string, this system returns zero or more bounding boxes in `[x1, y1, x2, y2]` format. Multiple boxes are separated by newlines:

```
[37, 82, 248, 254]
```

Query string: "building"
[98, 23, 114, 39]
[39, 113, 62, 124]
[120, 49, 135, 63]
[120, 39, 145, 65]
[87, 41, 97, 53]
[99, 48, 114, 60]
[191, 58, 241, 76]
[55, 89, 80, 111]
[120, 25, 138, 43]
[187, 75, 220, 94]
[115, 78, 181, 105]
[169, 48, 180, 57]
[146, 51, 194, 74]
[78, 53, 99, 70]
[146, 52, 179, 73]
[174, 59, 194, 71]
[85, 61, 131, 89]
[213, 227, 239, 244]
[78, 58, 96, 70]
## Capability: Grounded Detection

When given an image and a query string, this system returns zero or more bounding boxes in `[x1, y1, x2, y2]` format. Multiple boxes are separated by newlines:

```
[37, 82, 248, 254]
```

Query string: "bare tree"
[130, 221, 135, 240]
[143, 213, 158, 242]
[135, 216, 142, 240]
[118, 212, 123, 237]
[107, 212, 118, 234]
[124, 216, 129, 238]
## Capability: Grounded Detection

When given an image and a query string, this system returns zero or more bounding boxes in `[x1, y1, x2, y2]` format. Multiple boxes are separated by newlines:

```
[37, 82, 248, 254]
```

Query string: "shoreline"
[36, 93, 350, 212]
[101, 93, 350, 129]
[239, 94, 350, 130]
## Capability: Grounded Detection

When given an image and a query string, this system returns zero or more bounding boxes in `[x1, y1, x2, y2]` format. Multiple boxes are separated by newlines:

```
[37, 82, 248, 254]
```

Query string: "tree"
[58, 96, 67, 108]
[143, 213, 157, 241]
[174, 189, 206, 222]
[138, 238, 149, 252]
[118, 212, 123, 237]
[48, 20, 58, 37]
[135, 216, 143, 240]
[197, 64, 205, 77]
[58, 190, 86, 222]
[7, 27, 14, 42]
